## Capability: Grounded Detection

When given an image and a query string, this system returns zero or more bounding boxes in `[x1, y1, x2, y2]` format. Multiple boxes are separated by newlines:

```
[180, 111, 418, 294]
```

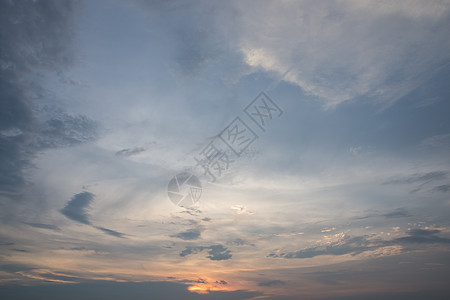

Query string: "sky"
[1, 0, 450, 299]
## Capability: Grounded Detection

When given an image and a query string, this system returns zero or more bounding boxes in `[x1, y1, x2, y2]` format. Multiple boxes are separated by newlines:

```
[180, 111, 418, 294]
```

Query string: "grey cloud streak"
[61, 192, 124, 238]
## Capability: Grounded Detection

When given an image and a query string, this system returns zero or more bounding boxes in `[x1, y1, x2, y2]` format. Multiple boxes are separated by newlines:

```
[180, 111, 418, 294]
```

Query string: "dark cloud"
[95, 226, 125, 238]
[23, 222, 60, 231]
[269, 229, 450, 259]
[355, 208, 412, 220]
[12, 248, 28, 252]
[434, 184, 450, 192]
[395, 229, 450, 244]
[37, 109, 98, 149]
[180, 278, 207, 284]
[0, 241, 14, 246]
[0, 0, 79, 73]
[215, 280, 227, 285]
[170, 228, 202, 240]
[180, 244, 232, 261]
[227, 238, 253, 246]
[0, 0, 97, 198]
[61, 192, 94, 225]
[382, 208, 411, 218]
[258, 280, 285, 287]
[383, 171, 447, 185]
[61, 192, 124, 238]
[319, 290, 450, 300]
[115, 147, 146, 158]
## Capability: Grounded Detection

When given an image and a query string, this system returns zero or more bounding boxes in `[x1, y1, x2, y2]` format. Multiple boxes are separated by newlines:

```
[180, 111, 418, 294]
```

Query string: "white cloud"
[233, 0, 450, 107]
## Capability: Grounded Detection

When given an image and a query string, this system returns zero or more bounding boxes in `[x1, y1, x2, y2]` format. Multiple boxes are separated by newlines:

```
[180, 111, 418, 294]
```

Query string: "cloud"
[382, 208, 411, 218]
[61, 192, 94, 225]
[23, 222, 60, 231]
[382, 171, 447, 185]
[434, 185, 450, 193]
[236, 0, 450, 107]
[61, 192, 125, 238]
[134, 0, 450, 108]
[95, 227, 125, 238]
[115, 147, 147, 158]
[170, 228, 202, 240]
[180, 244, 232, 261]
[227, 238, 250, 246]
[395, 229, 450, 244]
[0, 0, 97, 198]
[269, 229, 450, 259]
[258, 280, 286, 287]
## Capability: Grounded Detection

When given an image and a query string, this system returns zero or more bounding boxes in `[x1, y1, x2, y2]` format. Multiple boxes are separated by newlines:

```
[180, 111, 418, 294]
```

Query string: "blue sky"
[1, 0, 450, 299]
